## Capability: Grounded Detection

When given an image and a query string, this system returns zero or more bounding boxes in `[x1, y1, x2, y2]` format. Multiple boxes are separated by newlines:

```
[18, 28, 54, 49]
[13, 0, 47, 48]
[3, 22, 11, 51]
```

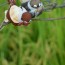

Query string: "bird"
[21, 0, 44, 18]
[0, 0, 32, 30]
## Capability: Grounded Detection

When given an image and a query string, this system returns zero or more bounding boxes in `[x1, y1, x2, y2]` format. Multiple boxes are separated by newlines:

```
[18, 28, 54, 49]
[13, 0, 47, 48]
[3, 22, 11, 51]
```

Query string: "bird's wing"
[19, 0, 30, 3]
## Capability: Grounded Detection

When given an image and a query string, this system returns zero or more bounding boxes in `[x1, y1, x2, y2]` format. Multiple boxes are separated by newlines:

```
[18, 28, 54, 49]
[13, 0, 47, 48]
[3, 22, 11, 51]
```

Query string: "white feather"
[9, 5, 27, 23]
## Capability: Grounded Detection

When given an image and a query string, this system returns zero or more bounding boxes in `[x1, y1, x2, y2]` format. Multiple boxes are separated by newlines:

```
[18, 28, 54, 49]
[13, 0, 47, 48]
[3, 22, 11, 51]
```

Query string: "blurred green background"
[0, 0, 65, 65]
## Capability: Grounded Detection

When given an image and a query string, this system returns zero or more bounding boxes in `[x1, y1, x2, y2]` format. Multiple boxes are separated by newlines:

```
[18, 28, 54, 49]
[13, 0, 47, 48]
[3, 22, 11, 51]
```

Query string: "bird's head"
[30, 0, 41, 8]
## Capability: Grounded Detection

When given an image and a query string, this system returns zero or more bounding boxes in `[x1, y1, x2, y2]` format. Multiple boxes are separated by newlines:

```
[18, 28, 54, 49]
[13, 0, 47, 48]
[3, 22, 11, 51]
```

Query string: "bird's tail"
[7, 0, 16, 6]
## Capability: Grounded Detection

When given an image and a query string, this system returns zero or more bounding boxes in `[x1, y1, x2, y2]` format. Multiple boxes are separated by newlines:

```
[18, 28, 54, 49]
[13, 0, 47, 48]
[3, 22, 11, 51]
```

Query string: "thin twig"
[0, 2, 8, 7]
[0, 21, 9, 30]
[33, 16, 65, 21]
[44, 4, 65, 11]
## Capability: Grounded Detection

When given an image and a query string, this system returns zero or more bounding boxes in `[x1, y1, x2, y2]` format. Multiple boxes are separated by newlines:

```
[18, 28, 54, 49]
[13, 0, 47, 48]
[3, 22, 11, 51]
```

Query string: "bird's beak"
[23, 21, 30, 26]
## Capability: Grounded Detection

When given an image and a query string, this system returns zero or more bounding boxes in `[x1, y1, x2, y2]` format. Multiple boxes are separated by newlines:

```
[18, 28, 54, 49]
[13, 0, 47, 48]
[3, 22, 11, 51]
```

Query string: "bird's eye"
[34, 5, 37, 8]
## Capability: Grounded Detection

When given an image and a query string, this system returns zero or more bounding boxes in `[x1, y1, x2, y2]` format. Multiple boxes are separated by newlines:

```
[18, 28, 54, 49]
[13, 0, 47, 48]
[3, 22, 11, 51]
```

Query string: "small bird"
[0, 0, 32, 30]
[21, 0, 44, 18]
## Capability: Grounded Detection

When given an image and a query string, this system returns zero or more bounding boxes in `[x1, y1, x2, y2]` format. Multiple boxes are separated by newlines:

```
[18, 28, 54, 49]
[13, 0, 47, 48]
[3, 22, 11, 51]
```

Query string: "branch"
[0, 21, 10, 30]
[32, 16, 65, 21]
[44, 3, 65, 11]
[0, 2, 7, 7]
